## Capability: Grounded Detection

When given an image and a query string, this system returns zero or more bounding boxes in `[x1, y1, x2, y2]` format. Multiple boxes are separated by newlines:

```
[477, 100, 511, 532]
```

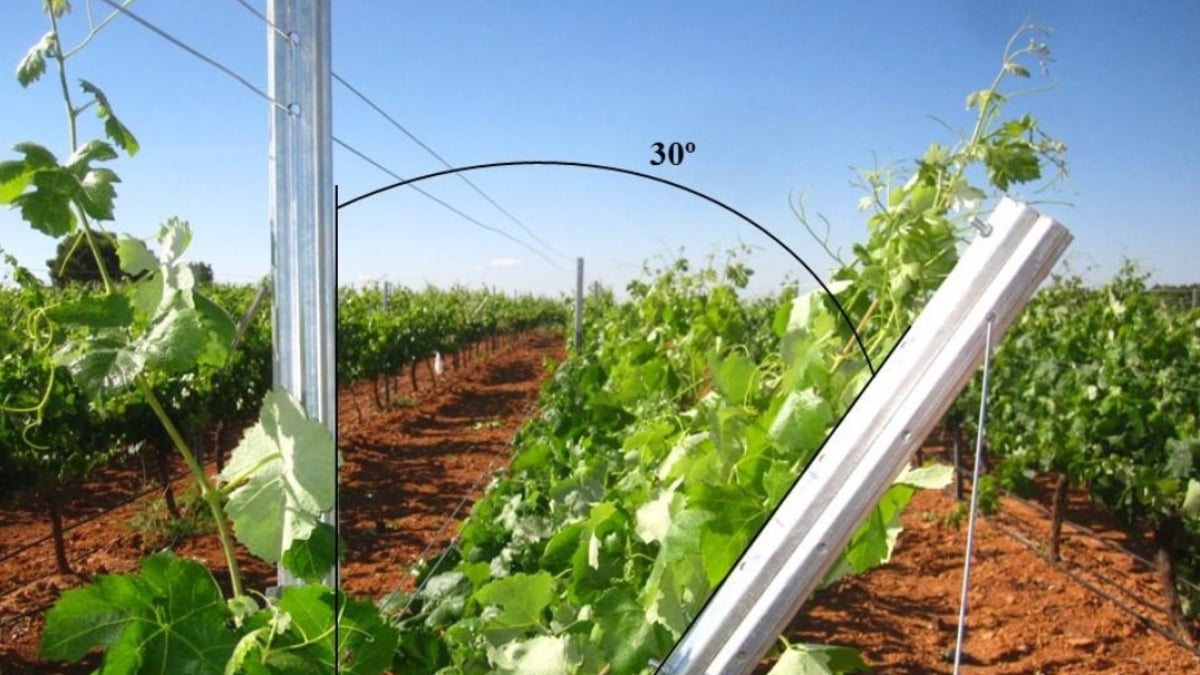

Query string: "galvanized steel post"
[267, 0, 336, 590]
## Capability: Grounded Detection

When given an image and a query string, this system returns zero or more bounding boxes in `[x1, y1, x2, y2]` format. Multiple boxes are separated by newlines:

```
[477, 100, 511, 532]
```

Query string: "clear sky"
[1, 1, 1197, 297]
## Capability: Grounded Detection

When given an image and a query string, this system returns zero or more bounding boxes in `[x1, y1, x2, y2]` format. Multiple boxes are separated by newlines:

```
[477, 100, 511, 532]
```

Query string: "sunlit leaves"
[474, 571, 555, 642]
[116, 237, 157, 276]
[766, 642, 870, 674]
[14, 166, 77, 236]
[80, 80, 141, 156]
[43, 293, 132, 328]
[1183, 480, 1200, 520]
[40, 551, 238, 673]
[281, 521, 340, 583]
[219, 388, 338, 564]
[17, 31, 56, 87]
[227, 586, 399, 675]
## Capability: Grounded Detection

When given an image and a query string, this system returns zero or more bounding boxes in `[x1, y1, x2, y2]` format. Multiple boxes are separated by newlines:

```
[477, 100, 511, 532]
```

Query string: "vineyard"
[0, 5, 1198, 675]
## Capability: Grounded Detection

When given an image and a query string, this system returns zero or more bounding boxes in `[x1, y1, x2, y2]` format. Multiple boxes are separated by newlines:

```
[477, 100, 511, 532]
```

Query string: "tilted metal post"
[659, 198, 1072, 674]
[267, 0, 336, 590]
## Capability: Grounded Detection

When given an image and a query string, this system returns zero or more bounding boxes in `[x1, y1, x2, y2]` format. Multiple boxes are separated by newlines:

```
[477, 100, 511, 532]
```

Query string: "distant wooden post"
[574, 257, 584, 350]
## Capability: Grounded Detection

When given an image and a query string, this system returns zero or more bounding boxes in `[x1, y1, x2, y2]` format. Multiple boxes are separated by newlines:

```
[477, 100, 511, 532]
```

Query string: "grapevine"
[2, 4, 397, 672]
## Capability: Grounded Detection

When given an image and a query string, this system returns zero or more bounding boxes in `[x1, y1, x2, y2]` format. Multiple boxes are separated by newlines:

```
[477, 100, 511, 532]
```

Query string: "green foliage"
[219, 388, 339, 566]
[959, 263, 1200, 611]
[40, 551, 239, 671]
[383, 21, 1067, 674]
[337, 282, 567, 395]
[4, 4, 396, 673]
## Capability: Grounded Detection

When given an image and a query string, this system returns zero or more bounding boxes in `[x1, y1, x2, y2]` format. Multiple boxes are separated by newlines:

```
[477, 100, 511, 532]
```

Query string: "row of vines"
[0, 278, 271, 573]
[956, 264, 1200, 643]
[337, 283, 568, 417]
[1, 5, 1077, 672]
[3, 3, 401, 671]
[378, 24, 1069, 674]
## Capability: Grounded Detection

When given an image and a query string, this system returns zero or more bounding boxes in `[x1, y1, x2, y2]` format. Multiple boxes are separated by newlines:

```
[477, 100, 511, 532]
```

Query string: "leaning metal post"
[267, 0, 336, 590]
[658, 198, 1071, 674]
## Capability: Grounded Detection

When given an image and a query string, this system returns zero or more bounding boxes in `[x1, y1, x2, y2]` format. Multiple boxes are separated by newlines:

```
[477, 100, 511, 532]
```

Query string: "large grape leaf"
[281, 521, 340, 583]
[40, 551, 238, 674]
[822, 464, 953, 587]
[766, 642, 870, 674]
[473, 571, 555, 645]
[487, 635, 580, 675]
[231, 586, 398, 675]
[220, 388, 337, 563]
[588, 586, 674, 675]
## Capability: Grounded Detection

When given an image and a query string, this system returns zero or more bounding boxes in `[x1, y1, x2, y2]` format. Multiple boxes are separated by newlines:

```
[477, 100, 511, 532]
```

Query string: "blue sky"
[1, 1, 1197, 297]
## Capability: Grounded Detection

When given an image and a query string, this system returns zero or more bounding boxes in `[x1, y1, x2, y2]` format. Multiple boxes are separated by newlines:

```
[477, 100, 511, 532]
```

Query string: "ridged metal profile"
[267, 0, 336, 590]
[659, 198, 1072, 674]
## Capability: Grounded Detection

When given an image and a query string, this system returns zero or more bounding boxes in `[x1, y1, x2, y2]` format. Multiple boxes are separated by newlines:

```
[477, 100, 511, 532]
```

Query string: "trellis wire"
[953, 313, 995, 673]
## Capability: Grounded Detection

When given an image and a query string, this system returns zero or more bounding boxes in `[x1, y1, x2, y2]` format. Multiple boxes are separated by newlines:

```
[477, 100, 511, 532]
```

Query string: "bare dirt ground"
[2, 330, 1198, 673]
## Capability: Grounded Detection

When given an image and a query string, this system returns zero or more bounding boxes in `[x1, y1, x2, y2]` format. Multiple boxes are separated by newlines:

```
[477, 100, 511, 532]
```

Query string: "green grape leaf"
[250, 585, 397, 675]
[894, 463, 953, 490]
[17, 31, 55, 87]
[225, 626, 273, 675]
[711, 352, 759, 404]
[0, 160, 34, 204]
[137, 305, 207, 375]
[129, 274, 164, 319]
[768, 388, 833, 455]
[194, 289, 237, 367]
[271, 586, 335, 671]
[984, 139, 1041, 190]
[12, 141, 59, 169]
[219, 388, 337, 563]
[335, 592, 401, 675]
[65, 139, 118, 169]
[589, 587, 674, 675]
[44, 293, 133, 328]
[281, 521, 339, 583]
[79, 79, 141, 155]
[634, 485, 678, 545]
[1183, 479, 1200, 520]
[54, 332, 143, 398]
[767, 642, 870, 674]
[40, 551, 238, 673]
[12, 166, 75, 236]
[487, 635, 579, 675]
[158, 217, 193, 264]
[643, 506, 712, 636]
[117, 237, 158, 276]
[76, 167, 120, 221]
[473, 571, 554, 641]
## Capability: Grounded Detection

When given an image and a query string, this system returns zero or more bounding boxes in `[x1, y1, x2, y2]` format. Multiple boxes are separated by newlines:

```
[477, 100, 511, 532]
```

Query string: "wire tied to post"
[952, 312, 996, 673]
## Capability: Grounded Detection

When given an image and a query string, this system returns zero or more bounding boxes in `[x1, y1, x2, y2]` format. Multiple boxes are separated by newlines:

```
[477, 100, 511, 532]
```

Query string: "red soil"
[1, 330, 1197, 674]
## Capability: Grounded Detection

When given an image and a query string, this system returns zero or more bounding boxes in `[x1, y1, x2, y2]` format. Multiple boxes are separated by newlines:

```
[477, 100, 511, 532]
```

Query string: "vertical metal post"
[267, 0, 335, 589]
[574, 258, 584, 350]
